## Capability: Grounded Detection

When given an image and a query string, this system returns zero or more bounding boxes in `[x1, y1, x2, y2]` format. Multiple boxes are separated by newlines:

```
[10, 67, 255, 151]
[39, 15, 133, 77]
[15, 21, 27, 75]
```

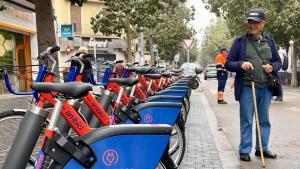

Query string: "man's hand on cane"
[241, 61, 254, 71]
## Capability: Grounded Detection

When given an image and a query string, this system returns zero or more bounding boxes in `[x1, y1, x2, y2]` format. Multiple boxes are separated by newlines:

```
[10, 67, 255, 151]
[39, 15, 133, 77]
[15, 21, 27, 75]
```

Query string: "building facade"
[0, 0, 38, 94]
[52, 0, 135, 72]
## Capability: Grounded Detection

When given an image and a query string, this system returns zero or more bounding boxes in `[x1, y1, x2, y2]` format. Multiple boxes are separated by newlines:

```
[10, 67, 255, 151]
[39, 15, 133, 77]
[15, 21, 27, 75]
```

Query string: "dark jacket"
[71, 53, 94, 82]
[225, 33, 282, 101]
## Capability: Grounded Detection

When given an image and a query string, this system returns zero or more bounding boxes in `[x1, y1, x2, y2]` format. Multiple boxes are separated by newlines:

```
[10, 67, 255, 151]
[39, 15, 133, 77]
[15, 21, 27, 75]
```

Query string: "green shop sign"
[61, 24, 73, 38]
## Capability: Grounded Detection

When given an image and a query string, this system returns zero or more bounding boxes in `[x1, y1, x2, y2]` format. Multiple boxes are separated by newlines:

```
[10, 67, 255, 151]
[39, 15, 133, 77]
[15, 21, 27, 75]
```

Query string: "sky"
[186, 0, 216, 46]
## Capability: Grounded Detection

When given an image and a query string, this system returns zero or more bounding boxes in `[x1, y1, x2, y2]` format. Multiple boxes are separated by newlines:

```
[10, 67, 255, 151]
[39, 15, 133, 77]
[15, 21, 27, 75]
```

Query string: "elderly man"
[225, 9, 281, 161]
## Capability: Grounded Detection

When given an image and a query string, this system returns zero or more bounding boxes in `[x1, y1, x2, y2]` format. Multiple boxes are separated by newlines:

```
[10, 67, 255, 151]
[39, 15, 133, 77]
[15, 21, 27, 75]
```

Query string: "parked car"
[204, 64, 217, 80]
[156, 60, 167, 72]
[181, 62, 201, 74]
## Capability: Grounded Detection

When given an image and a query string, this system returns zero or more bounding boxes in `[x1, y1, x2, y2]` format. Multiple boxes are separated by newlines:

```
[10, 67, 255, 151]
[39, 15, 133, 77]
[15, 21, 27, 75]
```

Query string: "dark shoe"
[218, 100, 228, 104]
[255, 150, 277, 159]
[240, 153, 251, 161]
[274, 97, 283, 102]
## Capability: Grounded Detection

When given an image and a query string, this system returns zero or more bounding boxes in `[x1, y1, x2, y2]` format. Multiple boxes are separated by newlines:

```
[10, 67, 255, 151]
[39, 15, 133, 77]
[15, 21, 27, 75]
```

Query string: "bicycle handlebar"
[49, 46, 60, 53]
[36, 46, 60, 73]
[37, 46, 60, 60]
[66, 55, 85, 74]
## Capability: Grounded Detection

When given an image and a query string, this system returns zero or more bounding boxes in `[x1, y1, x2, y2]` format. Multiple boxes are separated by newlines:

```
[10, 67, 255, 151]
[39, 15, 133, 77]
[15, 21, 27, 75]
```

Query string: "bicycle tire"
[156, 161, 167, 169]
[168, 118, 186, 166]
[191, 79, 199, 89]
[0, 110, 47, 168]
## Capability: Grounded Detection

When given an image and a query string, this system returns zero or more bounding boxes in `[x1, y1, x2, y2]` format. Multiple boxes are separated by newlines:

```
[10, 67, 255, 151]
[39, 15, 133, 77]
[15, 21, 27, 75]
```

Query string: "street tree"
[199, 18, 233, 67]
[203, 0, 300, 46]
[145, 3, 196, 62]
[90, 0, 172, 63]
[34, 0, 86, 67]
[90, 0, 191, 63]
[0, 1, 5, 11]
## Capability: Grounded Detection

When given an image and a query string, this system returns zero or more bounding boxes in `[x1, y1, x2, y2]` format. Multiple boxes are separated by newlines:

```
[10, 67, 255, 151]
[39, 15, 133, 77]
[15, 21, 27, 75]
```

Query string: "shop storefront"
[0, 1, 37, 93]
[59, 36, 130, 69]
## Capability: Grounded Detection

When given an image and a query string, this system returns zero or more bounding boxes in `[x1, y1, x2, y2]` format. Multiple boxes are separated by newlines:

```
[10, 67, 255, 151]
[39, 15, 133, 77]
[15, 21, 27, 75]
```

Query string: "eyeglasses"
[247, 20, 261, 25]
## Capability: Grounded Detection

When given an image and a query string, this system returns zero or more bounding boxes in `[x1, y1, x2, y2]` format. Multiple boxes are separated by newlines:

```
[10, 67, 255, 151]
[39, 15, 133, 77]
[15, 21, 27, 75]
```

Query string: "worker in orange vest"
[215, 48, 228, 104]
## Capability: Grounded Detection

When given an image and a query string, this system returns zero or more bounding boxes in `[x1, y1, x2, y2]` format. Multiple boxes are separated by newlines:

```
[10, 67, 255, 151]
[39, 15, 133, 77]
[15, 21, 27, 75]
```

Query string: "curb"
[200, 93, 242, 169]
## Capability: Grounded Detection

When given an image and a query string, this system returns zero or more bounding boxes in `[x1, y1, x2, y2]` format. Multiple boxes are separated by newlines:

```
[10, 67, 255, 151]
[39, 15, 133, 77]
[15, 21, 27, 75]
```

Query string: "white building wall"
[114, 50, 125, 61]
[30, 33, 39, 80]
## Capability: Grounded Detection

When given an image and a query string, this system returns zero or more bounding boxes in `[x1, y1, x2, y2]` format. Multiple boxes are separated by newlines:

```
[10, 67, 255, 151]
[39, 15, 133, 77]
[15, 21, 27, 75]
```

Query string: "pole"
[187, 48, 190, 71]
[140, 31, 144, 65]
[290, 40, 298, 87]
[93, 36, 97, 79]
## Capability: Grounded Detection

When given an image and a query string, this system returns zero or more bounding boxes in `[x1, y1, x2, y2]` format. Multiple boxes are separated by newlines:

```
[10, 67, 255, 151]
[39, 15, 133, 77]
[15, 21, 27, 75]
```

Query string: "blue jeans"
[239, 86, 272, 153]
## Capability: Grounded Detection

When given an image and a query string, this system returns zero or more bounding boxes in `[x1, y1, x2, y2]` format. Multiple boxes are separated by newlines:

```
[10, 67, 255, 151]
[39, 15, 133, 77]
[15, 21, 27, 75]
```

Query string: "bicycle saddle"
[161, 72, 171, 77]
[144, 74, 162, 79]
[31, 82, 93, 98]
[170, 72, 179, 76]
[172, 70, 182, 73]
[109, 78, 139, 86]
[182, 74, 193, 78]
[126, 67, 152, 74]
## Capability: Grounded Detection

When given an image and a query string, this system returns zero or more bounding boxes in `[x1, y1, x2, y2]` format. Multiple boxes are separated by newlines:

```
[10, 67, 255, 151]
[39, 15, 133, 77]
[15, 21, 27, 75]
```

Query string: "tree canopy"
[199, 18, 233, 67]
[146, 3, 196, 62]
[203, 0, 300, 47]
[90, 0, 195, 63]
[90, 0, 172, 62]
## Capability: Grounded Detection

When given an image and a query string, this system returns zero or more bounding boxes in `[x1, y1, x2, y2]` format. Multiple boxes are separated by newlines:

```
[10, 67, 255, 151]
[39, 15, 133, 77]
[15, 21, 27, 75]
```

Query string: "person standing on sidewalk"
[71, 46, 93, 82]
[215, 48, 228, 104]
[225, 8, 281, 161]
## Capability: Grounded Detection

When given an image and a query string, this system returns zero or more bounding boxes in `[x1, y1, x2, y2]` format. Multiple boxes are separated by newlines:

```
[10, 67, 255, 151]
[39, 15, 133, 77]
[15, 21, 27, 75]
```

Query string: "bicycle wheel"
[168, 118, 186, 166]
[191, 79, 199, 89]
[0, 110, 47, 168]
[156, 161, 167, 169]
[0, 110, 25, 168]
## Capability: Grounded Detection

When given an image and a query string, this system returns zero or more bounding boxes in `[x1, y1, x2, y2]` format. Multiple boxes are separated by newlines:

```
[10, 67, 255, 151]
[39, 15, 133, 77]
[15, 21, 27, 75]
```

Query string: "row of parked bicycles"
[0, 46, 200, 169]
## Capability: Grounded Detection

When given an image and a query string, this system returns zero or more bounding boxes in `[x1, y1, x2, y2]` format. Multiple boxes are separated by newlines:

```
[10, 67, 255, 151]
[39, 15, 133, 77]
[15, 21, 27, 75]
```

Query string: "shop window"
[70, 5, 82, 34]
[0, 30, 14, 94]
[0, 30, 31, 94]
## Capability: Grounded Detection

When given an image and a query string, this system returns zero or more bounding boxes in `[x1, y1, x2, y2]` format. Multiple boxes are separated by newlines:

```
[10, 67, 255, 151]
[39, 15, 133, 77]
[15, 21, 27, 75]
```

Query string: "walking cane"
[250, 68, 266, 168]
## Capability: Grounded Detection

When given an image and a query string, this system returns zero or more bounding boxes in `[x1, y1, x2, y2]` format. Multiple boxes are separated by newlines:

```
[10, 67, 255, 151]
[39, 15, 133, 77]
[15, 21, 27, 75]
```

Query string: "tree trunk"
[35, 0, 58, 67]
[149, 33, 155, 65]
[125, 15, 133, 63]
[291, 44, 298, 87]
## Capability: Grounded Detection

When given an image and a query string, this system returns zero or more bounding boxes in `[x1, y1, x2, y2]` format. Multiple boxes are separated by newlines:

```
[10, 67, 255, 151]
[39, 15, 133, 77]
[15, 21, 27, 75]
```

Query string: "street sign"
[183, 39, 194, 49]
[61, 24, 73, 38]
[66, 45, 71, 55]
[174, 53, 179, 62]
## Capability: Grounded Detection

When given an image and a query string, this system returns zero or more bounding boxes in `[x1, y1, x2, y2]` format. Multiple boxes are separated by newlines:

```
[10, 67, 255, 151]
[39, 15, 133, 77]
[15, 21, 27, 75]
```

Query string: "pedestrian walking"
[273, 47, 287, 102]
[225, 8, 281, 161]
[215, 47, 228, 104]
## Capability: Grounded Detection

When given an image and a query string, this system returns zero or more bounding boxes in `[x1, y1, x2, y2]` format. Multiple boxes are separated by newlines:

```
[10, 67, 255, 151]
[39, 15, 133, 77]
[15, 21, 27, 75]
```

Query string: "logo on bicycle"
[144, 114, 153, 123]
[103, 149, 119, 166]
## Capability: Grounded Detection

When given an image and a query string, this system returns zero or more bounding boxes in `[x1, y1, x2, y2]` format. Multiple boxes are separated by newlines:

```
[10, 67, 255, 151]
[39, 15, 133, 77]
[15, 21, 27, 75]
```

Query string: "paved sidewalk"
[203, 78, 300, 169]
[0, 94, 31, 111]
[179, 90, 223, 169]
